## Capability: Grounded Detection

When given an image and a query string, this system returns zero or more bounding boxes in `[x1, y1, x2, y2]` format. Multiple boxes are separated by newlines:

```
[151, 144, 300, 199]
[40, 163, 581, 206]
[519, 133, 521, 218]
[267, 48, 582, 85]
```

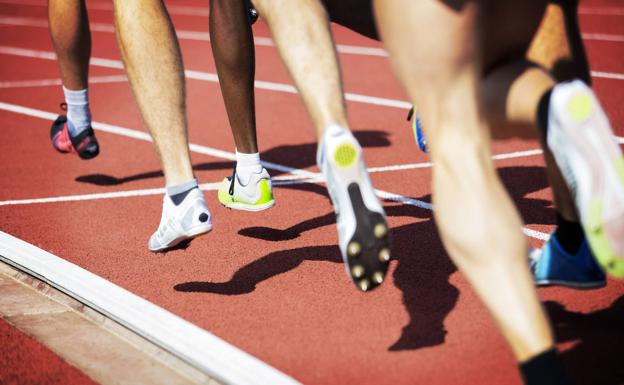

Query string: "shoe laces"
[228, 164, 237, 196]
[406, 106, 414, 121]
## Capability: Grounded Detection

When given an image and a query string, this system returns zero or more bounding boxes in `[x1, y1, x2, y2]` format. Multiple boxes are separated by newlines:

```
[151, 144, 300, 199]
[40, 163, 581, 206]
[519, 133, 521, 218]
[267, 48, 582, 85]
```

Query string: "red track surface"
[0, 1, 623, 384]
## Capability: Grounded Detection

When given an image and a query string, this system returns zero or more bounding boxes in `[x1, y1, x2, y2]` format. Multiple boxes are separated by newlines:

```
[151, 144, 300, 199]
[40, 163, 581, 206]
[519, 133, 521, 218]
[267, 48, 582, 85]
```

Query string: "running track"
[0, 0, 623, 384]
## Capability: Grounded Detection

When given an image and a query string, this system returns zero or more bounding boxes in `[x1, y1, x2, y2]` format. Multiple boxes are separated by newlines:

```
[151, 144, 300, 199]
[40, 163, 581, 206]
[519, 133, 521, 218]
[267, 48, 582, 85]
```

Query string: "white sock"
[63, 86, 92, 137]
[235, 150, 262, 185]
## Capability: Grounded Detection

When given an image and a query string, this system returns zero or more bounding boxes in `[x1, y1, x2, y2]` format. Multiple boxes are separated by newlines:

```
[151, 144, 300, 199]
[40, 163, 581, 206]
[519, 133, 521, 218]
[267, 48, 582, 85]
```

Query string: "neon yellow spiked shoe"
[218, 168, 275, 211]
[547, 80, 624, 277]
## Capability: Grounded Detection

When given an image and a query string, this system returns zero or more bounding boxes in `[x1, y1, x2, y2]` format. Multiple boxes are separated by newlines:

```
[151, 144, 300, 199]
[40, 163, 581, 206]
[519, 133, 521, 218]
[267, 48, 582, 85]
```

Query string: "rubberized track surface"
[0, 0, 623, 384]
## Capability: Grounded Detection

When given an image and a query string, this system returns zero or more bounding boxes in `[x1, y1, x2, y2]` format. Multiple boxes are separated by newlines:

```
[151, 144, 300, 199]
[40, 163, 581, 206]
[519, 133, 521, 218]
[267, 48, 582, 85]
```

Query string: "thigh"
[482, 0, 548, 73]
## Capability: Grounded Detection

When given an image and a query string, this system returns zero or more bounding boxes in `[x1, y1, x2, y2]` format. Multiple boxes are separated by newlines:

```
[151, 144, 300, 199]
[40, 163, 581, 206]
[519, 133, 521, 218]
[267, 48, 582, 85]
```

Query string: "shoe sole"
[221, 200, 275, 212]
[550, 86, 624, 278]
[148, 224, 212, 252]
[344, 183, 392, 292]
[534, 278, 607, 289]
[328, 141, 391, 292]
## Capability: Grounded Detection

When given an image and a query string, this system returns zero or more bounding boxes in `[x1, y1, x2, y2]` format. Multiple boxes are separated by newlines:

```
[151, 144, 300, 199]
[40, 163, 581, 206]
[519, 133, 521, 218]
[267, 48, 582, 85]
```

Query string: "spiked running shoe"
[218, 167, 275, 211]
[407, 106, 428, 153]
[318, 125, 391, 292]
[547, 80, 624, 277]
[530, 233, 606, 289]
[148, 188, 212, 252]
[50, 114, 99, 160]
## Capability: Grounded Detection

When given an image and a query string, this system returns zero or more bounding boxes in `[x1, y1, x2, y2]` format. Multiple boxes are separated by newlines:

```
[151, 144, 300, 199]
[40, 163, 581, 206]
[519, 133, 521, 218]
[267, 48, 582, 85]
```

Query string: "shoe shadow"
[176, 201, 459, 351]
[546, 296, 624, 385]
[240, 165, 552, 243]
[74, 130, 390, 186]
[75, 161, 234, 186]
[238, 197, 432, 241]
[498, 166, 555, 226]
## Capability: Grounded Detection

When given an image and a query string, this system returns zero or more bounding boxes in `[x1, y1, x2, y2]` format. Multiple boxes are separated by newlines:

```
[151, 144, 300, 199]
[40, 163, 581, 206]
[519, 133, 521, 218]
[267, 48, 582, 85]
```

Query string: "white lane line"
[0, 231, 301, 385]
[2, 15, 624, 60]
[4, 0, 624, 19]
[367, 149, 548, 174]
[0, 178, 318, 207]
[0, 101, 554, 240]
[591, 70, 624, 81]
[0, 45, 410, 109]
[579, 7, 624, 16]
[0, 75, 127, 89]
[0, 15, 388, 58]
[0, 0, 210, 16]
[0, 101, 312, 178]
[583, 32, 624, 43]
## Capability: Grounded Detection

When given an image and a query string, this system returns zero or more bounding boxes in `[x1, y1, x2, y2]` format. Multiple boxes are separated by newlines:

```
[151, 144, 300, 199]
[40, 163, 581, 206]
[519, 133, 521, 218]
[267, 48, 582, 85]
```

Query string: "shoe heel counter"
[256, 179, 274, 205]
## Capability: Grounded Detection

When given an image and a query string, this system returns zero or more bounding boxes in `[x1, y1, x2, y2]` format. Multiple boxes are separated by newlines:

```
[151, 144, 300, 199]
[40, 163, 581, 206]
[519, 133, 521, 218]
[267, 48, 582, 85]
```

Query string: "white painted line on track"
[583, 32, 624, 43]
[0, 0, 210, 16]
[0, 45, 410, 109]
[0, 231, 301, 385]
[368, 149, 548, 173]
[579, 6, 624, 16]
[0, 15, 388, 58]
[591, 71, 624, 81]
[3, 15, 624, 61]
[0, 101, 554, 241]
[0, 179, 317, 207]
[0, 75, 127, 89]
[4, 0, 624, 19]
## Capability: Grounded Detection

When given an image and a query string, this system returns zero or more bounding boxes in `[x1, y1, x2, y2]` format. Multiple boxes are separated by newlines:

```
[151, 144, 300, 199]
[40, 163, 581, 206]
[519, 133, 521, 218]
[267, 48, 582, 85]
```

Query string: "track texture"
[0, 0, 623, 384]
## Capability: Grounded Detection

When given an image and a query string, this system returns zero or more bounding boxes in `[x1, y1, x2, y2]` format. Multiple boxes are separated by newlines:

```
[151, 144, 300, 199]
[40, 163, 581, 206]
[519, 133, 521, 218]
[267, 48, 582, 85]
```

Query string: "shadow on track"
[74, 130, 390, 186]
[239, 165, 555, 242]
[174, 165, 555, 351]
[547, 295, 624, 385]
[175, 202, 458, 351]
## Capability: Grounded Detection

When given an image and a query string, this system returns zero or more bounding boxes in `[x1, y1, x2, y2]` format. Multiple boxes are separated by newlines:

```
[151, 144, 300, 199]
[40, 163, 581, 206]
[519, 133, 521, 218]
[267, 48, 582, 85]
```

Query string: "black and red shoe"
[50, 111, 99, 160]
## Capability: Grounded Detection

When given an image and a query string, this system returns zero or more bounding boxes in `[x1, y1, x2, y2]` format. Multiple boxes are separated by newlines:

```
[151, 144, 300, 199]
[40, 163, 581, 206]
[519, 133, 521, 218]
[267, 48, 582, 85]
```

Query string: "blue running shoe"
[407, 107, 428, 153]
[530, 233, 606, 289]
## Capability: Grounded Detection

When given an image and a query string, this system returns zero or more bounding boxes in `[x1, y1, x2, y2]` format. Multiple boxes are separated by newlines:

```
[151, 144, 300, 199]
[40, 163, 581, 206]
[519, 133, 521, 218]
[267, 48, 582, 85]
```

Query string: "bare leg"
[482, 0, 590, 223]
[112, 0, 194, 186]
[48, 0, 90, 90]
[374, 0, 553, 361]
[251, 0, 348, 135]
[210, 0, 258, 154]
[113, 0, 212, 252]
[250, 0, 391, 291]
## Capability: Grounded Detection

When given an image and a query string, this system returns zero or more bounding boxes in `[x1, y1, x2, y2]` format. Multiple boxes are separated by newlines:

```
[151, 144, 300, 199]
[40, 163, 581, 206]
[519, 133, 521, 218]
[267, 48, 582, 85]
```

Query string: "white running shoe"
[148, 188, 213, 252]
[547, 79, 624, 277]
[217, 167, 275, 211]
[318, 124, 391, 291]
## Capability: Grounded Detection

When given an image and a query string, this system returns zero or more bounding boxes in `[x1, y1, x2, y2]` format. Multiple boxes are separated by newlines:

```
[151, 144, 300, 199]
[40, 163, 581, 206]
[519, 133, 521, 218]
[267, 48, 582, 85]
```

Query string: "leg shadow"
[174, 245, 340, 295]
[546, 296, 624, 385]
[177, 209, 459, 352]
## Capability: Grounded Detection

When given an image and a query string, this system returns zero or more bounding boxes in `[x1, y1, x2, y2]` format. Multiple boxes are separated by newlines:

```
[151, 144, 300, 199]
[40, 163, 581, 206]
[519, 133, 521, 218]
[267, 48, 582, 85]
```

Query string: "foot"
[407, 106, 428, 153]
[530, 233, 606, 289]
[217, 167, 275, 211]
[547, 80, 624, 277]
[148, 188, 212, 252]
[50, 115, 99, 160]
[318, 125, 392, 292]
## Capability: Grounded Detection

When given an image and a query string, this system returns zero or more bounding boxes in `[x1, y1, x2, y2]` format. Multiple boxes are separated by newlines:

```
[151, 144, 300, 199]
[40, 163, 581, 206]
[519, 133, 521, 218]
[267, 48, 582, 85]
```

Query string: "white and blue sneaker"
[530, 233, 606, 289]
[318, 124, 391, 292]
[148, 188, 213, 252]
